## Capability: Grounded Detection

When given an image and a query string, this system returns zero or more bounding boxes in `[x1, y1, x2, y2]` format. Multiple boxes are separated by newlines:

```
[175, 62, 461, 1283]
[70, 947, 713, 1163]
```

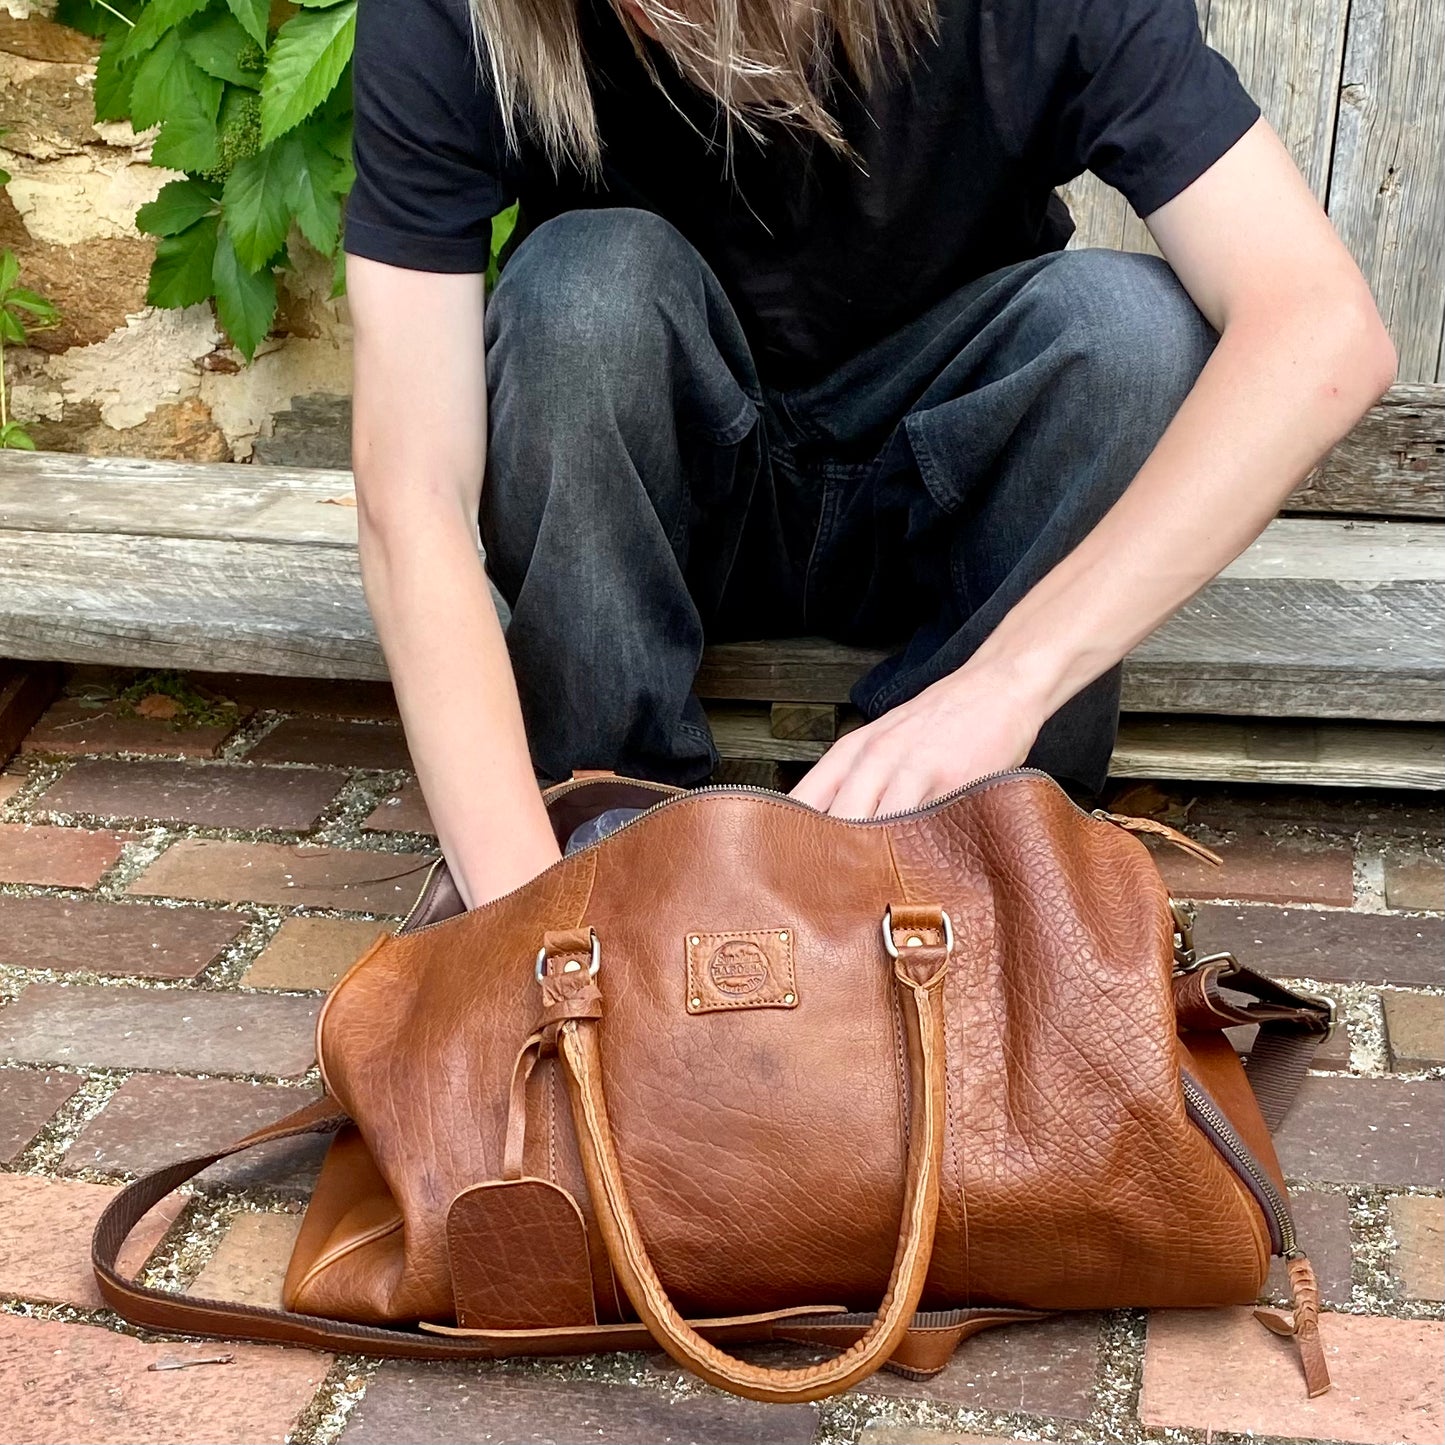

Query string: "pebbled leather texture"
[294, 773, 1277, 1334]
[448, 1179, 597, 1330]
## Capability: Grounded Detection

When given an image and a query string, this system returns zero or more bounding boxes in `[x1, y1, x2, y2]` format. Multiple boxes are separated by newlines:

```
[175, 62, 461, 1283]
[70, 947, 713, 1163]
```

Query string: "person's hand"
[788, 663, 1050, 817]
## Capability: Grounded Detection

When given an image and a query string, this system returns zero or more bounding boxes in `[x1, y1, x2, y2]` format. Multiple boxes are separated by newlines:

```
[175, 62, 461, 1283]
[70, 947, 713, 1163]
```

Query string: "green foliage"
[0, 248, 61, 451]
[260, 0, 356, 146]
[64, 0, 516, 363]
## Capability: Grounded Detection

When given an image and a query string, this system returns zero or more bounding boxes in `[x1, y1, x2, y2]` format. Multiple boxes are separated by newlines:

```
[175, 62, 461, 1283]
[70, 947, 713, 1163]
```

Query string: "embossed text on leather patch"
[686, 929, 797, 1013]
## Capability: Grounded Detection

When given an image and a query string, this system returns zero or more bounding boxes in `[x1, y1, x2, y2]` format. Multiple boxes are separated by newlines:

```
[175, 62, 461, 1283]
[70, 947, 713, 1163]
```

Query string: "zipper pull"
[1254, 1252, 1331, 1397]
[1091, 810, 1223, 867]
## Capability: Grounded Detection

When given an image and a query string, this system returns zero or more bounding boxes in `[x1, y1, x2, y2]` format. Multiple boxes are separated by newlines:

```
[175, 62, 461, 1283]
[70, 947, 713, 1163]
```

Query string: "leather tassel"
[1092, 810, 1224, 867]
[1254, 1253, 1332, 1397]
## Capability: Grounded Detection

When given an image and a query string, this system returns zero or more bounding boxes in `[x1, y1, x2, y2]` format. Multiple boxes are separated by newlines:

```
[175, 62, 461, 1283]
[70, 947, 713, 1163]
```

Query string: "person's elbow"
[1279, 269, 1397, 415]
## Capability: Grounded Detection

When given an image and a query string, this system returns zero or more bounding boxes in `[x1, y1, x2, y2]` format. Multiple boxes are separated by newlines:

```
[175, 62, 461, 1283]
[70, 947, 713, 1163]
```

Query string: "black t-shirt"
[344, 0, 1258, 387]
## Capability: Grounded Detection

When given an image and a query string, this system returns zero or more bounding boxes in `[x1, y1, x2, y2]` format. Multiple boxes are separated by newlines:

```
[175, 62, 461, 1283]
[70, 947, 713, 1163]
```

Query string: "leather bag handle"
[551, 906, 953, 1404]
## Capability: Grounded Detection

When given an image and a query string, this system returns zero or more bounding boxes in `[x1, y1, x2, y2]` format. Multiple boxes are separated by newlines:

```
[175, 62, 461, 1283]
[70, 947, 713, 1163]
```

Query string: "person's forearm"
[358, 497, 562, 909]
[964, 297, 1397, 716]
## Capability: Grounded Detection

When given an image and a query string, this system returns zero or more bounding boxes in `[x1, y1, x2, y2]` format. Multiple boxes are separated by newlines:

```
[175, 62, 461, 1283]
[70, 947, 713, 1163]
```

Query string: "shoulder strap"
[92, 1097, 845, 1357]
[1174, 961, 1335, 1129]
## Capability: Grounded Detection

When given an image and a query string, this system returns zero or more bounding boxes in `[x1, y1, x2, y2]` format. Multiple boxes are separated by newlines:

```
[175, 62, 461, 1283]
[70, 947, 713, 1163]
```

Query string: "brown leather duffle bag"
[94, 768, 1337, 1403]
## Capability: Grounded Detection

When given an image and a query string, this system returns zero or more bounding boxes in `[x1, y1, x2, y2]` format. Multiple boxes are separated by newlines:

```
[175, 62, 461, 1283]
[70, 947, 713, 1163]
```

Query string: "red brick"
[195, 672, 400, 720]
[1193, 905, 1444, 988]
[0, 984, 319, 1077]
[854, 1313, 1101, 1420]
[1384, 853, 1445, 911]
[341, 1366, 817, 1445]
[1383, 992, 1445, 1069]
[1149, 831, 1354, 906]
[363, 778, 434, 835]
[0, 1173, 182, 1308]
[65, 1076, 322, 1180]
[0, 895, 246, 980]
[128, 838, 432, 913]
[1141, 1308, 1444, 1444]
[243, 916, 389, 990]
[22, 696, 243, 758]
[193, 1211, 304, 1307]
[0, 1067, 83, 1163]
[0, 1314, 331, 1445]
[64, 1076, 326, 1188]
[245, 716, 412, 771]
[1268, 1190, 1353, 1308]
[0, 822, 131, 886]
[1273, 1076, 1444, 1188]
[1391, 1195, 1444, 1302]
[0, 773, 25, 805]
[37, 759, 347, 830]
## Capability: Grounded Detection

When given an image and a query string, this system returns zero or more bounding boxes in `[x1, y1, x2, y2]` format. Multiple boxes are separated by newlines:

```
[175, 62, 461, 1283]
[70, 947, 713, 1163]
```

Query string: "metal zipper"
[1181, 1070, 1297, 1257]
[400, 767, 1070, 933]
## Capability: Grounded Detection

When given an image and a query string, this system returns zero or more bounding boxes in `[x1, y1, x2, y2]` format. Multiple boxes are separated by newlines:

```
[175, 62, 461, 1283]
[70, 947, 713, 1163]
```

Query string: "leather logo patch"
[686, 929, 797, 1014]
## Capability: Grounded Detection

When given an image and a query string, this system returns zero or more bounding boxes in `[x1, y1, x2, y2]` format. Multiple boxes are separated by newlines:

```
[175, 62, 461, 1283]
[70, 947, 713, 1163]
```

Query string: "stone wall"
[0, 1, 353, 464]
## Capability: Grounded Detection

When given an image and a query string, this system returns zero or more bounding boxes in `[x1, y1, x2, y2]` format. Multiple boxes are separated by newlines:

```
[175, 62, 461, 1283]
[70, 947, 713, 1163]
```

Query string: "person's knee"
[486, 208, 696, 413]
[1032, 249, 1216, 422]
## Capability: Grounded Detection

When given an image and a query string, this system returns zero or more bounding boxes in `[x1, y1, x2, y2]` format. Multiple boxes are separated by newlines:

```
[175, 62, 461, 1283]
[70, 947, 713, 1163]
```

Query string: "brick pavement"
[0, 667, 1440, 1445]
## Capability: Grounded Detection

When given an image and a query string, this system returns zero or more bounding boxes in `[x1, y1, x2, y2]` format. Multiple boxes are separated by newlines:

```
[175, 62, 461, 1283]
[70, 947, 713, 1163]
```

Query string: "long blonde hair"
[468, 0, 939, 173]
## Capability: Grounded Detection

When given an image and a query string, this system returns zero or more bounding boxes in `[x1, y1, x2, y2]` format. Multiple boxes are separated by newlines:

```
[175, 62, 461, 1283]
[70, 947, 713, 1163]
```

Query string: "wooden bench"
[2, 383, 1441, 788]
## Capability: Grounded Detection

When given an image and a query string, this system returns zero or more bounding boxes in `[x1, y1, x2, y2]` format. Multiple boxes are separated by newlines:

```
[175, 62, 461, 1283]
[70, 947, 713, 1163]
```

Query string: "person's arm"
[791, 118, 1397, 816]
[349, 255, 562, 907]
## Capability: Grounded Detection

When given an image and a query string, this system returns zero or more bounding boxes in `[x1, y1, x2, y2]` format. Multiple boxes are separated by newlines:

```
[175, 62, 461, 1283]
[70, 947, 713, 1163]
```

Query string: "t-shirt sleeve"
[344, 0, 515, 272]
[987, 0, 1261, 219]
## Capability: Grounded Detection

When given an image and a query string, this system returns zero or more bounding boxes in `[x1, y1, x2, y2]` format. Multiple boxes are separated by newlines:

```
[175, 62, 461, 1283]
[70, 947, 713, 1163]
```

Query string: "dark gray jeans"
[481, 208, 1215, 795]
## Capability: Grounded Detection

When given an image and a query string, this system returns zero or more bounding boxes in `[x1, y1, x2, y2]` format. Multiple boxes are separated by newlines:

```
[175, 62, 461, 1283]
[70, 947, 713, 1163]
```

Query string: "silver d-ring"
[881, 905, 954, 958]
[535, 929, 601, 982]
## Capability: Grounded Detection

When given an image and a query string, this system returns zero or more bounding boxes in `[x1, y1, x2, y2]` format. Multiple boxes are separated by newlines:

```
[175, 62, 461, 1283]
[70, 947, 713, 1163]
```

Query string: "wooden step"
[705, 706, 1445, 790]
[1, 444, 1441, 720]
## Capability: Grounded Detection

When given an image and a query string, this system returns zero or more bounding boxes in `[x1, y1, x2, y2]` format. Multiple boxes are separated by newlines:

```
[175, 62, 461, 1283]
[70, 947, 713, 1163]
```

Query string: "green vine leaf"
[259, 0, 355, 147]
[222, 141, 294, 272]
[122, 0, 212, 62]
[212, 220, 277, 359]
[151, 98, 222, 171]
[183, 11, 265, 88]
[4, 288, 62, 330]
[146, 213, 220, 308]
[281, 128, 343, 253]
[137, 178, 220, 237]
[130, 29, 223, 131]
[93, 42, 137, 122]
[224, 0, 268, 46]
[0, 422, 38, 450]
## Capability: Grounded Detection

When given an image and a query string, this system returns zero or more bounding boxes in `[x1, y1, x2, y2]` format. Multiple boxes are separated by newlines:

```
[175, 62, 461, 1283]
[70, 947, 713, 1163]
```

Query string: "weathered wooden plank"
[3, 508, 1440, 716]
[768, 701, 839, 743]
[0, 452, 352, 492]
[1109, 716, 1443, 789]
[696, 638, 884, 705]
[1292, 383, 1443, 517]
[1214, 518, 1443, 578]
[0, 456, 360, 547]
[698, 552, 1445, 721]
[1327, 0, 1445, 383]
[707, 705, 1443, 790]
[1, 531, 389, 680]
